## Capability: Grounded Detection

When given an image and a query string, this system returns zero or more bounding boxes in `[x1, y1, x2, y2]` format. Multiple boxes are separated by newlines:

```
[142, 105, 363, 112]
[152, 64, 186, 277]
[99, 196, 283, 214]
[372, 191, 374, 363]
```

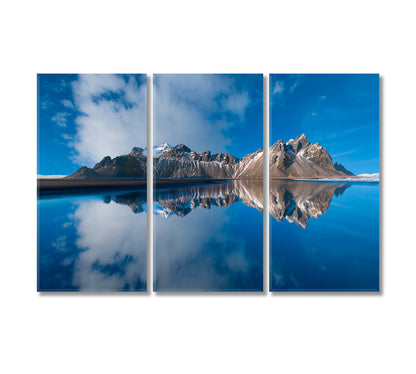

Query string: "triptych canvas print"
[37, 73, 379, 292]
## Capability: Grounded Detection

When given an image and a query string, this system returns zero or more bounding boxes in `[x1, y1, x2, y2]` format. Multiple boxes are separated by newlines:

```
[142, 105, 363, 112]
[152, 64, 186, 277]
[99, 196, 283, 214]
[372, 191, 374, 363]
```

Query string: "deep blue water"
[270, 181, 379, 292]
[37, 190, 147, 292]
[153, 181, 263, 292]
[38, 180, 378, 293]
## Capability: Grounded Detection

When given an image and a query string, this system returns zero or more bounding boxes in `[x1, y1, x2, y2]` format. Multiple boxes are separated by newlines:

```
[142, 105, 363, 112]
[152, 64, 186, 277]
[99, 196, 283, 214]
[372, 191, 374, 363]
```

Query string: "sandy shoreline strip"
[38, 178, 147, 194]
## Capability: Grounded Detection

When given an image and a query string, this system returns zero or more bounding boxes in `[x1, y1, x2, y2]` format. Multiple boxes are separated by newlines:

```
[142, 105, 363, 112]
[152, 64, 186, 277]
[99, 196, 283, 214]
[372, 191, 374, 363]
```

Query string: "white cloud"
[51, 236, 67, 251]
[332, 149, 358, 157]
[221, 91, 250, 119]
[40, 99, 51, 110]
[51, 112, 69, 127]
[71, 74, 147, 166]
[289, 80, 300, 92]
[154, 75, 254, 154]
[272, 75, 304, 107]
[273, 80, 285, 96]
[61, 99, 75, 109]
[44, 79, 67, 93]
[319, 95, 327, 101]
[289, 75, 304, 93]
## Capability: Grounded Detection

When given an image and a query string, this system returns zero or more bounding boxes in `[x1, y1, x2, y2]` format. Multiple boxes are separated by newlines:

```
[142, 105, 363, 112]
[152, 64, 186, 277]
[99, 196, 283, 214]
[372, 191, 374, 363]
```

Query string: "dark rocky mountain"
[65, 134, 354, 180]
[154, 144, 241, 179]
[65, 166, 101, 179]
[269, 134, 354, 178]
[65, 148, 147, 179]
[234, 148, 264, 179]
[334, 162, 354, 175]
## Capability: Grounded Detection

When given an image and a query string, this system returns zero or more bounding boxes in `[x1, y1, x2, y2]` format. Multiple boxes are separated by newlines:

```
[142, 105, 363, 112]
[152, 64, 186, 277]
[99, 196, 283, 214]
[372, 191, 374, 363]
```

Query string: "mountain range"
[65, 134, 354, 180]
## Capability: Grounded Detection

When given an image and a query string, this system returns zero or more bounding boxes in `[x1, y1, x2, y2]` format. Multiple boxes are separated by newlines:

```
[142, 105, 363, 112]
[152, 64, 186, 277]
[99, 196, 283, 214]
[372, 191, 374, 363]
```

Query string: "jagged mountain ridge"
[65, 149, 147, 179]
[269, 134, 353, 178]
[154, 143, 242, 179]
[65, 134, 353, 179]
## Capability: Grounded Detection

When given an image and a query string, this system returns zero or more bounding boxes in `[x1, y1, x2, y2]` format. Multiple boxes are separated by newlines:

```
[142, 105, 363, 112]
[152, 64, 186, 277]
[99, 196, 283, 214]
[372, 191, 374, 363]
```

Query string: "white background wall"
[1, 1, 415, 373]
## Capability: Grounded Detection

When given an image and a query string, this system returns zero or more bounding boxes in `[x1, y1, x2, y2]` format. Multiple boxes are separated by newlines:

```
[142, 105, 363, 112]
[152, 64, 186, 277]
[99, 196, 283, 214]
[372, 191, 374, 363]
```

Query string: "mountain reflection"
[102, 191, 147, 213]
[270, 180, 349, 228]
[103, 180, 347, 228]
[153, 180, 263, 292]
[153, 180, 263, 217]
[100, 180, 348, 229]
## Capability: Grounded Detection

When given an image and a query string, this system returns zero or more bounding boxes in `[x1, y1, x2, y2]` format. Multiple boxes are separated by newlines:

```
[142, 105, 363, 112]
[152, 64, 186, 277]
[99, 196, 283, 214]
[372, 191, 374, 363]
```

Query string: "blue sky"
[154, 74, 263, 159]
[38, 74, 147, 176]
[39, 74, 376, 175]
[270, 74, 379, 174]
[39, 74, 262, 175]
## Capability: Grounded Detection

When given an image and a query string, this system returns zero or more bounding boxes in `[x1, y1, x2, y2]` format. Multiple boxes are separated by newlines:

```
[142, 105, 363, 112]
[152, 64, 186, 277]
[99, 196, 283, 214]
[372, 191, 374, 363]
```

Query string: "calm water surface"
[38, 179, 378, 292]
[37, 189, 147, 292]
[270, 180, 379, 292]
[153, 180, 263, 292]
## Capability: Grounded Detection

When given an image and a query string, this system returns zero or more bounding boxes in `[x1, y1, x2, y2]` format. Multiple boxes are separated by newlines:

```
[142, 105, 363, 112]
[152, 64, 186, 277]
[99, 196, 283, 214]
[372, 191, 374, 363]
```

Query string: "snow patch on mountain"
[143, 143, 173, 157]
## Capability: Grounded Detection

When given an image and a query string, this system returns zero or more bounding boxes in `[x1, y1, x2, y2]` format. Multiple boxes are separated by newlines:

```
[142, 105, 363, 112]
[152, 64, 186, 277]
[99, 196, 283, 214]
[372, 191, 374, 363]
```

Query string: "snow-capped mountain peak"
[143, 143, 173, 157]
[153, 143, 173, 157]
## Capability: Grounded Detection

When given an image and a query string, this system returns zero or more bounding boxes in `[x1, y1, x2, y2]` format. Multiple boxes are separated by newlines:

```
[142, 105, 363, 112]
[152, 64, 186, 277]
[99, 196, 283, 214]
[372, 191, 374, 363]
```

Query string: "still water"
[270, 180, 379, 292]
[153, 180, 264, 292]
[37, 190, 147, 292]
[37, 179, 378, 292]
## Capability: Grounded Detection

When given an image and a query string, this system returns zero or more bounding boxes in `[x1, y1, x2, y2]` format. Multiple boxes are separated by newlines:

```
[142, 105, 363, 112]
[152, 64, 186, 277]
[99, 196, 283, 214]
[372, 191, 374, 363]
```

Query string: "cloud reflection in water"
[38, 191, 147, 292]
[153, 181, 263, 292]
